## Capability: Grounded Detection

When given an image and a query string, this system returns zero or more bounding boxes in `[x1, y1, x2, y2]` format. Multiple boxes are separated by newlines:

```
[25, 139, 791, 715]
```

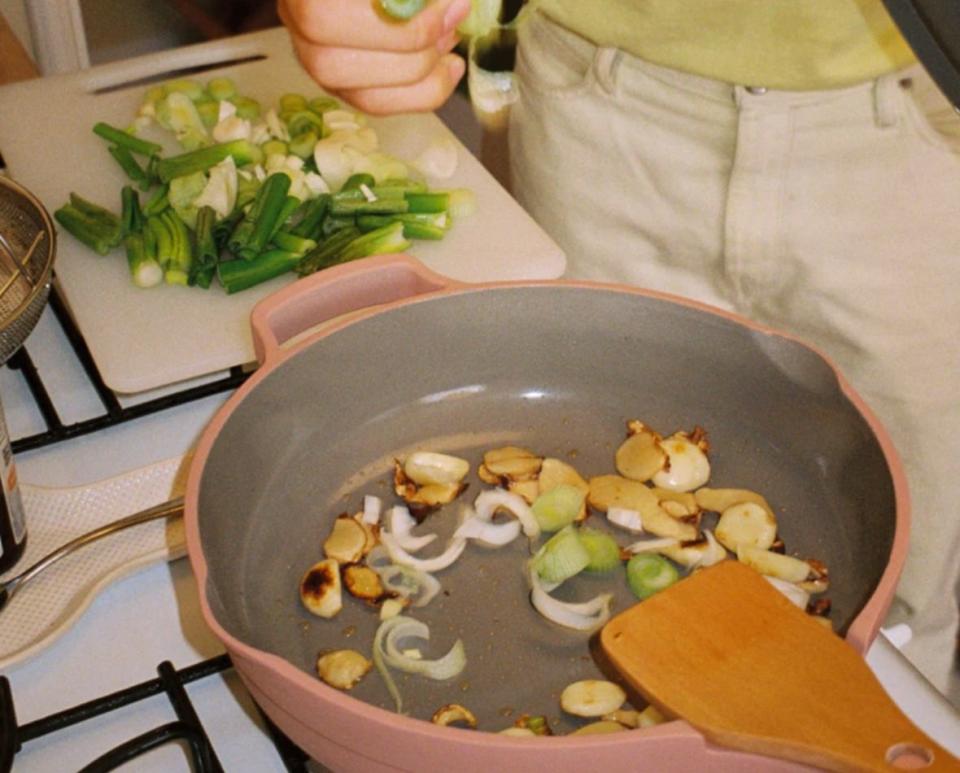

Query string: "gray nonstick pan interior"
[196, 284, 896, 732]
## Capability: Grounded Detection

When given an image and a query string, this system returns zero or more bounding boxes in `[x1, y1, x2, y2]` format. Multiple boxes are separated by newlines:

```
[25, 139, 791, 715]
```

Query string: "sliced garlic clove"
[637, 704, 666, 728]
[316, 649, 372, 690]
[737, 544, 811, 583]
[570, 721, 627, 736]
[560, 679, 627, 717]
[480, 446, 543, 481]
[323, 515, 369, 564]
[615, 422, 667, 482]
[507, 478, 541, 504]
[695, 487, 774, 517]
[652, 487, 699, 517]
[715, 501, 778, 551]
[300, 558, 343, 618]
[343, 563, 386, 602]
[660, 529, 728, 569]
[431, 703, 478, 728]
[589, 475, 698, 541]
[403, 451, 469, 486]
[351, 512, 380, 556]
[651, 432, 711, 493]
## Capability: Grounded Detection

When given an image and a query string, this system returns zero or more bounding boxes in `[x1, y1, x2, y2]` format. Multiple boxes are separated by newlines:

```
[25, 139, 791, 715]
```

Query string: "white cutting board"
[0, 28, 564, 394]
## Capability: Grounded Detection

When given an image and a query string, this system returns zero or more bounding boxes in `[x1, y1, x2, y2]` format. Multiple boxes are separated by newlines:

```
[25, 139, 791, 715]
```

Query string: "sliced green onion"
[532, 525, 590, 585]
[108, 145, 152, 190]
[404, 191, 449, 213]
[356, 213, 447, 240]
[93, 122, 162, 157]
[124, 232, 163, 288]
[54, 194, 122, 255]
[290, 194, 330, 239]
[626, 553, 679, 600]
[155, 139, 262, 182]
[531, 484, 585, 532]
[578, 528, 622, 574]
[217, 249, 301, 294]
[206, 76, 236, 101]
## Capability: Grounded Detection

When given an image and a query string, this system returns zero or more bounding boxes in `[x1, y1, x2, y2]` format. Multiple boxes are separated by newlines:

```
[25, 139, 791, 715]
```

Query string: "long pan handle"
[248, 253, 465, 365]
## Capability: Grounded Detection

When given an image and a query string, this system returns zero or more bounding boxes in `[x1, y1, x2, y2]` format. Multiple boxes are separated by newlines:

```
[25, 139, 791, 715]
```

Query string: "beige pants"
[509, 10, 960, 703]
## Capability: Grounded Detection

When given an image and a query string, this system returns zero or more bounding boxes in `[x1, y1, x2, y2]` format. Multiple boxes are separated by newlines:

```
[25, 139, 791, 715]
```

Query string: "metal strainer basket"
[0, 176, 56, 365]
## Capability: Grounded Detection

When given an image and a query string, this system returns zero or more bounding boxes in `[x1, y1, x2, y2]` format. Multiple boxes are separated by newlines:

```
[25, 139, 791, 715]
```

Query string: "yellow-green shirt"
[537, 1, 916, 90]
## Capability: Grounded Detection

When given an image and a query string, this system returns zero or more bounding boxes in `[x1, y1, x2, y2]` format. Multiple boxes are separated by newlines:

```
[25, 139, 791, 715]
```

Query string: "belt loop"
[594, 48, 621, 95]
[873, 72, 899, 128]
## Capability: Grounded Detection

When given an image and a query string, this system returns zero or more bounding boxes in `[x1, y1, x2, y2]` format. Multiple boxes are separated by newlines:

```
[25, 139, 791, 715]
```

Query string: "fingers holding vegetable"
[279, 0, 471, 114]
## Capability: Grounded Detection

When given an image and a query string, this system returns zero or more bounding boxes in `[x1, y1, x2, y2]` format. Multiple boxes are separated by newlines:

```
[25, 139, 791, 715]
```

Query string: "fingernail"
[443, 0, 472, 34]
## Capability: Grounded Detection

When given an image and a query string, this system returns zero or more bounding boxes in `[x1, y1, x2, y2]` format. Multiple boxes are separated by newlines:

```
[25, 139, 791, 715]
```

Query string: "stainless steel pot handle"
[248, 253, 464, 364]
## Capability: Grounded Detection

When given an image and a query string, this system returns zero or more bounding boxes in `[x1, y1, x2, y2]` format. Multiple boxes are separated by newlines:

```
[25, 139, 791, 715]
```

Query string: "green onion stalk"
[155, 139, 262, 183]
[54, 193, 123, 255]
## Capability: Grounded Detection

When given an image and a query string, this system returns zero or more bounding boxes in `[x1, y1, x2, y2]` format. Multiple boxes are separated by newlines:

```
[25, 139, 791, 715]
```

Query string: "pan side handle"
[249, 254, 465, 365]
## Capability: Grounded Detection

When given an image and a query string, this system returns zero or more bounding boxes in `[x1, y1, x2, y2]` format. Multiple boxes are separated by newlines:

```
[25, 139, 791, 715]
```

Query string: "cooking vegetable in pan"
[297, 419, 833, 734]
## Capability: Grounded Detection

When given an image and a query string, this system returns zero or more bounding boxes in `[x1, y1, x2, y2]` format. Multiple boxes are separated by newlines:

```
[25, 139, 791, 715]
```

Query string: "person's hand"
[278, 0, 473, 115]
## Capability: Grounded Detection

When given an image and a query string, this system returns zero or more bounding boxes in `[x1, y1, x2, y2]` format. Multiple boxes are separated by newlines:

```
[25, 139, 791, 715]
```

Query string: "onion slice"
[527, 566, 613, 632]
[454, 505, 522, 547]
[366, 545, 442, 607]
[380, 531, 467, 573]
[473, 489, 540, 540]
[388, 504, 437, 552]
[373, 615, 467, 712]
[362, 495, 382, 525]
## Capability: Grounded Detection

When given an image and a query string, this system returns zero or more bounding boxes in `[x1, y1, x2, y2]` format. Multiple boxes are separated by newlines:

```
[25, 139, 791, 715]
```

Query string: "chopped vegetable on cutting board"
[54, 77, 475, 295]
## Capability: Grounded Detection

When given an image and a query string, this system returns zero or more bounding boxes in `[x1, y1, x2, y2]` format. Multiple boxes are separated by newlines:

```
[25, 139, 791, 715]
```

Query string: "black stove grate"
[0, 654, 311, 773]
[6, 278, 251, 454]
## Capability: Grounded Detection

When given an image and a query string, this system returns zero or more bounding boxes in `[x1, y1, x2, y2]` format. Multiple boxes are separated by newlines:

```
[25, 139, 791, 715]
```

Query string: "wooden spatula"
[600, 560, 960, 771]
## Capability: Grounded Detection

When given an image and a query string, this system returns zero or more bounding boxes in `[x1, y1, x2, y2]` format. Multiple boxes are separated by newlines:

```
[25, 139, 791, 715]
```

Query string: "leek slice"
[531, 484, 585, 532]
[626, 553, 679, 600]
[531, 525, 590, 584]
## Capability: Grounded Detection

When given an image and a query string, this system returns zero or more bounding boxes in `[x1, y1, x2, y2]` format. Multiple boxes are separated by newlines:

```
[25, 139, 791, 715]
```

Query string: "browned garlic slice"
[560, 679, 627, 717]
[695, 487, 774, 517]
[651, 487, 700, 517]
[651, 429, 711, 493]
[351, 512, 380, 555]
[431, 703, 478, 728]
[478, 446, 543, 484]
[394, 460, 466, 515]
[659, 529, 727, 568]
[615, 420, 667, 482]
[316, 649, 372, 690]
[300, 558, 342, 618]
[324, 515, 369, 564]
[507, 478, 541, 504]
[589, 475, 698, 541]
[715, 501, 778, 551]
[343, 563, 385, 602]
[736, 544, 812, 583]
[403, 451, 469, 486]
